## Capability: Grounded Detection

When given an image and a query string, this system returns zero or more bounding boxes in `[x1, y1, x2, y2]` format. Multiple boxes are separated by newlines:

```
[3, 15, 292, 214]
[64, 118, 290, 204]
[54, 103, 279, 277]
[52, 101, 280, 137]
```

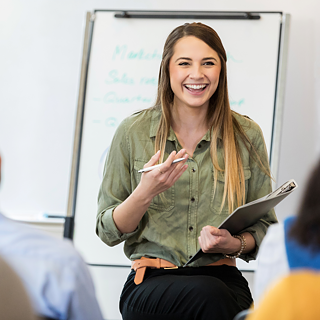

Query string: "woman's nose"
[189, 65, 203, 79]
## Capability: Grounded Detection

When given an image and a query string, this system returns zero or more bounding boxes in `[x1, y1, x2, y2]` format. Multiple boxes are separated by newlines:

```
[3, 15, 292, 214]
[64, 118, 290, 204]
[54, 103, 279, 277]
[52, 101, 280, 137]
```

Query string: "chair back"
[234, 309, 252, 320]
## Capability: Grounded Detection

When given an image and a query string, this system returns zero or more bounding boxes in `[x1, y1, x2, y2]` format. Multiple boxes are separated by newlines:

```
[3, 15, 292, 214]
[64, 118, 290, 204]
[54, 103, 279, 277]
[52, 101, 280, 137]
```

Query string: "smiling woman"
[96, 22, 277, 320]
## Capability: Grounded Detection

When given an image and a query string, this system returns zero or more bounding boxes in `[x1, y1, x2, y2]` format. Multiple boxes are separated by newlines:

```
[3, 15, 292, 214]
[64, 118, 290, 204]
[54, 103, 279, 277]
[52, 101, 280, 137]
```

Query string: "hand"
[138, 149, 189, 202]
[198, 226, 241, 255]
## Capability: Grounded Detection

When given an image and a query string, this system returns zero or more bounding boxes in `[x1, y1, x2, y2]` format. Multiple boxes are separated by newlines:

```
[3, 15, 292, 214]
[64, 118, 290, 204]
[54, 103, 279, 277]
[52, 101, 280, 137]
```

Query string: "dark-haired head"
[289, 159, 320, 250]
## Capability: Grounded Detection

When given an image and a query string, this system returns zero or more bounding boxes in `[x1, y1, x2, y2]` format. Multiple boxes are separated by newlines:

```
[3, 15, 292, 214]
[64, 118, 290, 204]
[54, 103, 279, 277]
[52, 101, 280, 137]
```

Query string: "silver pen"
[138, 158, 185, 173]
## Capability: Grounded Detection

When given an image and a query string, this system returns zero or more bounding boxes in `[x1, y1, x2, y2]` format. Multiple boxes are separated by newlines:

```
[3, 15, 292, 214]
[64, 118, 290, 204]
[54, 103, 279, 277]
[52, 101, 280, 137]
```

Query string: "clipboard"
[184, 179, 298, 267]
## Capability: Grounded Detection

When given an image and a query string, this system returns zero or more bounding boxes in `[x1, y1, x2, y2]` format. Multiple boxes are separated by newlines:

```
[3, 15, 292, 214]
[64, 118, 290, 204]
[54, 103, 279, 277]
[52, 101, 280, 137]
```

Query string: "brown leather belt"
[131, 257, 235, 285]
[131, 257, 178, 285]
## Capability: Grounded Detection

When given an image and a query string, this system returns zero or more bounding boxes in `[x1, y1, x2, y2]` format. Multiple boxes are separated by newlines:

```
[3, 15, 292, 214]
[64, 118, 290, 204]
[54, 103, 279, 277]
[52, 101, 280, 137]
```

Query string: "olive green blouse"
[96, 107, 277, 267]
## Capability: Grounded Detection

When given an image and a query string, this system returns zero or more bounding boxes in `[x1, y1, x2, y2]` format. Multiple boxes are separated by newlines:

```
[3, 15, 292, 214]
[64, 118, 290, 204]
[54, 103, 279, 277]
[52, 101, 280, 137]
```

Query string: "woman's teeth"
[185, 84, 207, 90]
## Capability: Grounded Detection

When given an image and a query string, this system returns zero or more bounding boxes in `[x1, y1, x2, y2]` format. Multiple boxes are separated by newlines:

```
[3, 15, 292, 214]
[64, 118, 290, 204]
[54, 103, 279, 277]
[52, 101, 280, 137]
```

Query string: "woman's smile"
[183, 83, 209, 95]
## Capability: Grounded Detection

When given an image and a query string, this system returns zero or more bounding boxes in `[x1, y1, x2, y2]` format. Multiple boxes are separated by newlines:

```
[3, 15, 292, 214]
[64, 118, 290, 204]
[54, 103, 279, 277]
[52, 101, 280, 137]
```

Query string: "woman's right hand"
[113, 149, 188, 234]
[138, 149, 189, 202]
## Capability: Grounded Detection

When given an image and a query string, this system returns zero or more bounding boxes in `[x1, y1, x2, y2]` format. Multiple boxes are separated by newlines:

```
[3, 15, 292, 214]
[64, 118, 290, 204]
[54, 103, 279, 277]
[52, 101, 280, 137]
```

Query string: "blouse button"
[191, 197, 195, 202]
[189, 226, 193, 232]
[192, 168, 196, 172]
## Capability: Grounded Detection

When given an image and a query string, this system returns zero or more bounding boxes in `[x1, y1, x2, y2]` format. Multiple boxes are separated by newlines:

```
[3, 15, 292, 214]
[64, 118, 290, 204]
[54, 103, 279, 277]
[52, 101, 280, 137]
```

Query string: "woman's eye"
[178, 62, 190, 66]
[203, 61, 215, 66]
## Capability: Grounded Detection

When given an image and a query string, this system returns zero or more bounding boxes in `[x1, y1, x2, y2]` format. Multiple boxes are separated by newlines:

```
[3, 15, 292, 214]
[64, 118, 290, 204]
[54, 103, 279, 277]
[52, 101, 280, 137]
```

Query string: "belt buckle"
[164, 266, 178, 270]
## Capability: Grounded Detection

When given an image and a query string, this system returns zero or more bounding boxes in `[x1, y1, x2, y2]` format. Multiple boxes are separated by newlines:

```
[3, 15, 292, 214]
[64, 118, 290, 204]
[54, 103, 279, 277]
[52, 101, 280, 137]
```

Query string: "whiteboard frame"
[67, 12, 93, 221]
[270, 13, 291, 189]
[66, 11, 290, 271]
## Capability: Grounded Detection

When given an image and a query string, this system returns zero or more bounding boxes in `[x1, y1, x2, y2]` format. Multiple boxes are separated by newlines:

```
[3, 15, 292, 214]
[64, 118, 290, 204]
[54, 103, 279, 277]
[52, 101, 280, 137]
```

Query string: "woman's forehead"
[171, 36, 220, 61]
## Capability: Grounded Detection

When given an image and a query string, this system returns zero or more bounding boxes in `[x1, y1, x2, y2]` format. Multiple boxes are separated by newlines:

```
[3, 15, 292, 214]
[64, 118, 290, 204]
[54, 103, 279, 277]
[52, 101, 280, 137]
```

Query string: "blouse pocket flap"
[134, 159, 149, 172]
[213, 167, 251, 182]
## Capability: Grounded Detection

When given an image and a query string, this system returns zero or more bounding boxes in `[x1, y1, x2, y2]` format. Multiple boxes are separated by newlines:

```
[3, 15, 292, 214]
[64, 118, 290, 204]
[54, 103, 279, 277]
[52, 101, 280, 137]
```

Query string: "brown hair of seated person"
[0, 256, 36, 320]
[289, 159, 320, 250]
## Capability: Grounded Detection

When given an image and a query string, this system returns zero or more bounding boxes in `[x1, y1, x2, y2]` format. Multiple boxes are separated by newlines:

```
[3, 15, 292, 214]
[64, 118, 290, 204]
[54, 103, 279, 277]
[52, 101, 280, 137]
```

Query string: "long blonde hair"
[153, 22, 270, 213]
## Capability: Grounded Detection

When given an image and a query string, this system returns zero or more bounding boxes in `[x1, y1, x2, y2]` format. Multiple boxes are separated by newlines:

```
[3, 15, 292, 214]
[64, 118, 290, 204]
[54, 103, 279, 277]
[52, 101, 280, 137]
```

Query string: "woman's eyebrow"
[203, 57, 218, 62]
[175, 57, 192, 62]
[175, 56, 218, 63]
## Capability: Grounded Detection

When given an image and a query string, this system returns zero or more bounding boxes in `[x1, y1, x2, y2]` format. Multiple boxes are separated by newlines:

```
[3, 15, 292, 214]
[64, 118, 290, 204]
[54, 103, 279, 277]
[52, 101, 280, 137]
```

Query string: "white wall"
[0, 0, 319, 220]
[0, 1, 319, 319]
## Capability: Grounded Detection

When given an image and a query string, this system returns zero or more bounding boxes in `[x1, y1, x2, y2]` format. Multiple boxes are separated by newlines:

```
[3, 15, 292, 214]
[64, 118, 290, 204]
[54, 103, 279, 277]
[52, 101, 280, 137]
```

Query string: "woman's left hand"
[198, 226, 241, 255]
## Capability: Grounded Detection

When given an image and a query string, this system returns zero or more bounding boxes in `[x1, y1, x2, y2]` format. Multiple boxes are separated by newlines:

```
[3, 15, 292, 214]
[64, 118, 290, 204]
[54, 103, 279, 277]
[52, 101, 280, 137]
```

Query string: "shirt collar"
[149, 107, 222, 141]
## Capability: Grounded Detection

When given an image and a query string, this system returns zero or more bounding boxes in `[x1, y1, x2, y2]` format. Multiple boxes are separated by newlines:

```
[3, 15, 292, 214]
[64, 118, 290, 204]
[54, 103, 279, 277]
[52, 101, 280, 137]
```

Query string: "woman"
[96, 22, 277, 320]
[254, 159, 320, 306]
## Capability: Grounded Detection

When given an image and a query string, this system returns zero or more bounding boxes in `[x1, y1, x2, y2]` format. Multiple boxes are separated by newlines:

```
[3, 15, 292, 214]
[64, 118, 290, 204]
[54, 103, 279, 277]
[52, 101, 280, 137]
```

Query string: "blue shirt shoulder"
[284, 216, 320, 270]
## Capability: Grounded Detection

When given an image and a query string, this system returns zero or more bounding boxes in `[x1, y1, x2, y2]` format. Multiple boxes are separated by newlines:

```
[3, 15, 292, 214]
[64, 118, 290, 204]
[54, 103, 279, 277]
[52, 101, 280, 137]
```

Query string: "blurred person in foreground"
[0, 154, 104, 320]
[254, 158, 320, 305]
[0, 255, 36, 320]
[248, 272, 320, 320]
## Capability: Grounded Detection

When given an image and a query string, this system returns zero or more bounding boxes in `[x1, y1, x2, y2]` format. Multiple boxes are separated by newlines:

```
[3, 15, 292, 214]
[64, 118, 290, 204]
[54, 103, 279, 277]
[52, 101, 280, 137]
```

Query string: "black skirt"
[120, 265, 253, 320]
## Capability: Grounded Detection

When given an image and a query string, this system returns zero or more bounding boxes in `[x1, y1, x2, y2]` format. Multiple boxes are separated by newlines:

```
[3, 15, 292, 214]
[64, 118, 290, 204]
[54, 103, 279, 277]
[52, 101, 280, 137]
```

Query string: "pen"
[138, 158, 185, 173]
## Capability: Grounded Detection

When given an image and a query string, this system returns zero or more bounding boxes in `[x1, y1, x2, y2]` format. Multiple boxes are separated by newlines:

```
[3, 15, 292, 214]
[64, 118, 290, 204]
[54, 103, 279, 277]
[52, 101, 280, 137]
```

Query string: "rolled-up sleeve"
[240, 123, 278, 262]
[96, 118, 140, 247]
